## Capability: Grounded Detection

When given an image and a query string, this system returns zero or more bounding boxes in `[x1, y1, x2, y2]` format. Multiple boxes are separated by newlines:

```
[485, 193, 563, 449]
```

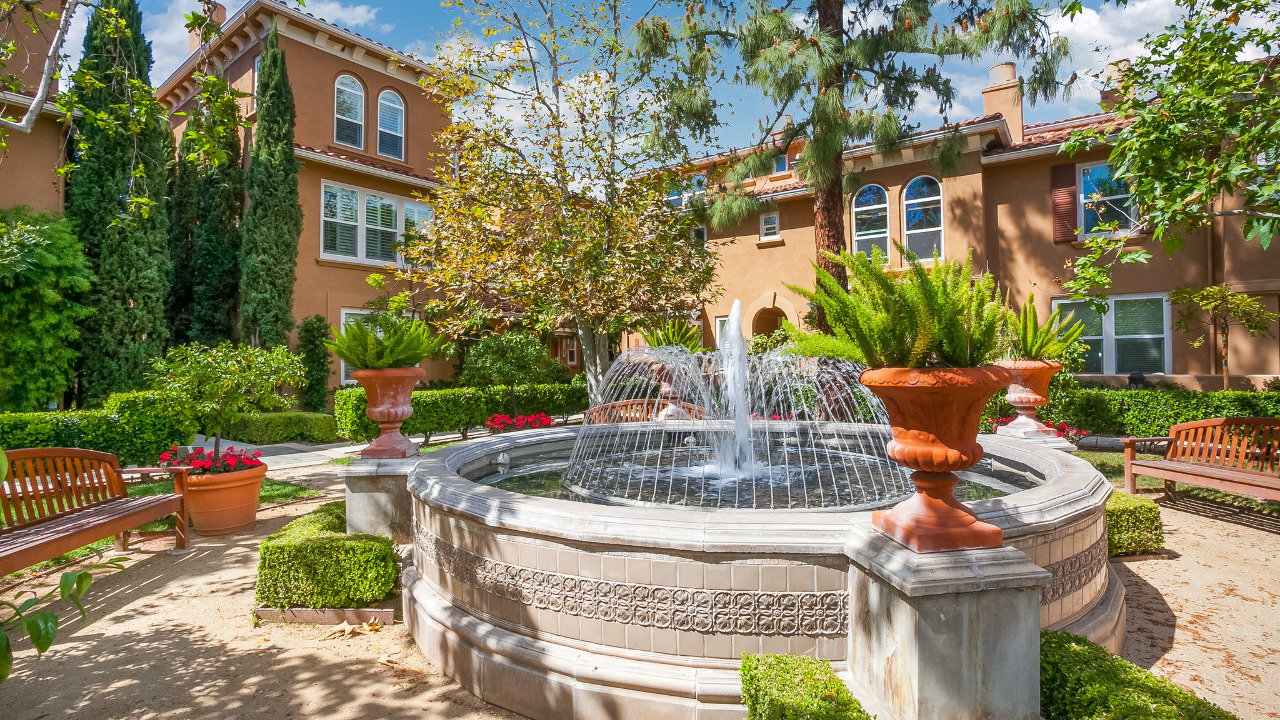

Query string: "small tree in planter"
[151, 342, 304, 535]
[326, 316, 449, 458]
[994, 295, 1084, 448]
[787, 248, 1009, 553]
[458, 332, 554, 415]
[1171, 284, 1279, 390]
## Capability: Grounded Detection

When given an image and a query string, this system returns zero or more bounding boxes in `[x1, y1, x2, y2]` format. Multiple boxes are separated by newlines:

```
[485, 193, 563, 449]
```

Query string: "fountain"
[394, 302, 1126, 720]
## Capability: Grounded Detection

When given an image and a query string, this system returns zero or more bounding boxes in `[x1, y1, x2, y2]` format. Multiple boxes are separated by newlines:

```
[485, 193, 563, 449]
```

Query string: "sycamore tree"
[401, 0, 719, 402]
[1062, 0, 1278, 300]
[634, 0, 1070, 287]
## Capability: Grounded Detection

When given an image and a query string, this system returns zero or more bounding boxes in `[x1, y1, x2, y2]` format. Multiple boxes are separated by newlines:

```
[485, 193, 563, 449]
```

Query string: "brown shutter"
[1051, 163, 1077, 244]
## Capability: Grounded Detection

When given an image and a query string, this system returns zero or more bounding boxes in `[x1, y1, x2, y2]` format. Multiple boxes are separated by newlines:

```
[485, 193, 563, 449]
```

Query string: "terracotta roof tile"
[294, 143, 439, 184]
[262, 0, 430, 72]
[986, 113, 1130, 156]
[747, 180, 810, 197]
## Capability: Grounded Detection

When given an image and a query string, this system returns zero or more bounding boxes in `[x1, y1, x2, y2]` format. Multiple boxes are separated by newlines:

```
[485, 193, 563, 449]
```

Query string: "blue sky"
[72, 0, 1185, 152]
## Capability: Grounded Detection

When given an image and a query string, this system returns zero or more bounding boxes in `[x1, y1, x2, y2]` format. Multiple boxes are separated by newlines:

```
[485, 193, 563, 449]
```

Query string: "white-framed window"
[1053, 293, 1170, 375]
[567, 340, 578, 365]
[760, 212, 780, 240]
[321, 180, 432, 266]
[334, 75, 365, 149]
[338, 308, 375, 384]
[1078, 161, 1136, 236]
[852, 184, 889, 262]
[666, 175, 706, 207]
[251, 54, 262, 113]
[377, 90, 405, 160]
[903, 175, 943, 259]
[715, 316, 729, 341]
[773, 154, 788, 173]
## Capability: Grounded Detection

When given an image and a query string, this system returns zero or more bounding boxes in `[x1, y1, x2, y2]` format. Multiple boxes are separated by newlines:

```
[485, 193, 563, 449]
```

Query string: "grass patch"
[424, 441, 458, 453]
[5, 477, 321, 579]
[326, 456, 354, 465]
[1075, 450, 1280, 516]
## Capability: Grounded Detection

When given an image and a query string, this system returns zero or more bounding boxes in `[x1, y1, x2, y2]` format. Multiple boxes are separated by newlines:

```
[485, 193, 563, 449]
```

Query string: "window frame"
[320, 179, 432, 268]
[377, 89, 405, 161]
[852, 183, 890, 263]
[334, 74, 365, 150]
[902, 175, 943, 262]
[338, 308, 376, 384]
[1076, 160, 1137, 238]
[760, 212, 780, 240]
[1052, 292, 1171, 375]
[773, 154, 788, 174]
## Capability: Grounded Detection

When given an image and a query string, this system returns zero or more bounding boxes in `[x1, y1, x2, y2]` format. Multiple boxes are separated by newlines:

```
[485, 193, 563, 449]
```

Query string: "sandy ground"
[3, 464, 1279, 719]
[1116, 494, 1280, 719]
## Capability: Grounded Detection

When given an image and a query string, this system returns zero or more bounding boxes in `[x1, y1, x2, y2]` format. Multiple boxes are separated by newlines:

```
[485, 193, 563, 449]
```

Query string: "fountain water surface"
[561, 300, 915, 509]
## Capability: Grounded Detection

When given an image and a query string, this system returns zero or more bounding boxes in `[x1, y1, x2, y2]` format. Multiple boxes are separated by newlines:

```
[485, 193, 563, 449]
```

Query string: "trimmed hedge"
[0, 391, 192, 465]
[334, 383, 589, 442]
[255, 501, 399, 609]
[740, 654, 871, 720]
[1106, 491, 1165, 557]
[1041, 388, 1280, 437]
[1041, 631, 1236, 719]
[223, 411, 338, 445]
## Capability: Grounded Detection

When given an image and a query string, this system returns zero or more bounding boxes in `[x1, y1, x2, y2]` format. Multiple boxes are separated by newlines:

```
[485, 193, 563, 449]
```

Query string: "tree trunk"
[1222, 323, 1230, 391]
[813, 0, 848, 293]
[577, 325, 612, 406]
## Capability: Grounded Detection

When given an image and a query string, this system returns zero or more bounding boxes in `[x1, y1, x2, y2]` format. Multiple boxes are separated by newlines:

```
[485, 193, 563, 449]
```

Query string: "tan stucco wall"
[0, 114, 63, 212]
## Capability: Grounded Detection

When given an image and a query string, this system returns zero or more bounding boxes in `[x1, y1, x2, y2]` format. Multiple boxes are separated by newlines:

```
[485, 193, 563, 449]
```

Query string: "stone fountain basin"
[401, 426, 1123, 720]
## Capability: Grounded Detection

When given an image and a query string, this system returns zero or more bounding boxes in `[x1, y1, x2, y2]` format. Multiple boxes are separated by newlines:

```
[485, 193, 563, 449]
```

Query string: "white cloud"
[297, 0, 388, 32]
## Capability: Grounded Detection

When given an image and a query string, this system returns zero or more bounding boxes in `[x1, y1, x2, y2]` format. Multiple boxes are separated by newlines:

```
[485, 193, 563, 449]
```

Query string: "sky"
[63, 0, 1190, 152]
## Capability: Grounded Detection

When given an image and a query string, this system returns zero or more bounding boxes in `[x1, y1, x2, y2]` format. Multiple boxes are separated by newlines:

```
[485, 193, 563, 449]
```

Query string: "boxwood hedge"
[224, 411, 338, 445]
[334, 383, 588, 442]
[740, 653, 871, 720]
[255, 501, 399, 609]
[1105, 491, 1165, 557]
[0, 391, 192, 465]
[1041, 631, 1236, 719]
[1040, 388, 1280, 437]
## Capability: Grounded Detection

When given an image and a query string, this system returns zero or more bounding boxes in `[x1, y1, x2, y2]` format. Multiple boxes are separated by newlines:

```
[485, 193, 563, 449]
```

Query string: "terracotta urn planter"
[187, 464, 267, 536]
[353, 366, 426, 458]
[860, 366, 1011, 553]
[993, 359, 1067, 443]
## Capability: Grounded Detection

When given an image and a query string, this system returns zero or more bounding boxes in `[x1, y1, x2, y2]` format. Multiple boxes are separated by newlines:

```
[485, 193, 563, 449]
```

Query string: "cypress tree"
[240, 24, 303, 348]
[189, 89, 244, 346]
[166, 133, 199, 345]
[66, 0, 170, 407]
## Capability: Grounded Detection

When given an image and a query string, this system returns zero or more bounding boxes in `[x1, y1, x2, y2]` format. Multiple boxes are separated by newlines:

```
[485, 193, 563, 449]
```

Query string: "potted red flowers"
[325, 315, 450, 458]
[151, 343, 304, 536]
[789, 248, 1010, 553]
[994, 295, 1084, 448]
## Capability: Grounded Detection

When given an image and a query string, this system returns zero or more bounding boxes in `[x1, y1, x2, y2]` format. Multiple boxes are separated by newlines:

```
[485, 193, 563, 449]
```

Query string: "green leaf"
[22, 612, 58, 654]
[0, 631, 12, 684]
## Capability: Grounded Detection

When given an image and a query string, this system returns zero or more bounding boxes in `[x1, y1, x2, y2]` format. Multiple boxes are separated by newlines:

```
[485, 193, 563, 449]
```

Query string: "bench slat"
[0, 495, 183, 576]
[1129, 459, 1280, 502]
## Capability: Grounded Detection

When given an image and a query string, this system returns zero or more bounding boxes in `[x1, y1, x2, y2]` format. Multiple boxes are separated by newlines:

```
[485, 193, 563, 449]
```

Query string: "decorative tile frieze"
[1040, 534, 1107, 605]
[415, 525, 848, 637]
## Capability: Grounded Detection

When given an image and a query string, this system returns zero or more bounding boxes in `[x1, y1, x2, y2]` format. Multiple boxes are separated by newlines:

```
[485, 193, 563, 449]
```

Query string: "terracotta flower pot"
[187, 464, 267, 536]
[860, 366, 1011, 553]
[993, 359, 1064, 441]
[353, 366, 426, 459]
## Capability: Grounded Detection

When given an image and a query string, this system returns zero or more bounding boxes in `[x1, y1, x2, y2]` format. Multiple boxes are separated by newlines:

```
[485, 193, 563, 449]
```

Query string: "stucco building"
[0, 3, 67, 213]
[685, 63, 1280, 388]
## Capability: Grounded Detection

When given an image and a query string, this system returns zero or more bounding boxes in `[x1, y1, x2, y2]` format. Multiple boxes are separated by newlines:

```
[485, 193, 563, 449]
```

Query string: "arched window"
[378, 90, 405, 160]
[852, 184, 889, 262]
[334, 75, 364, 149]
[903, 176, 943, 259]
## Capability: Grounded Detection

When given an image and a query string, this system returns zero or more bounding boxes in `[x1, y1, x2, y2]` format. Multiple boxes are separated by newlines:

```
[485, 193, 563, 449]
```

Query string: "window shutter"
[1051, 163, 1077, 244]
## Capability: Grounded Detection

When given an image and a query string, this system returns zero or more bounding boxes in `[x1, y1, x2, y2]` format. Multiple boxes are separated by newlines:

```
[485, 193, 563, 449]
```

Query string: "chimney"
[188, 2, 228, 53]
[1098, 59, 1130, 110]
[982, 62, 1023, 145]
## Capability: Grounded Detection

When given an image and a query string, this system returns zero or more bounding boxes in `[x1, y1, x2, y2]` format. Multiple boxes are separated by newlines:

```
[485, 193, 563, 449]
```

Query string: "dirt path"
[1116, 494, 1280, 719]
[0, 494, 522, 720]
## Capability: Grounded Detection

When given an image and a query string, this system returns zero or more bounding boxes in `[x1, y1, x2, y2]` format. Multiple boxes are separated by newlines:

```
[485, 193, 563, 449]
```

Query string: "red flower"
[159, 451, 171, 462]
[770, 414, 780, 420]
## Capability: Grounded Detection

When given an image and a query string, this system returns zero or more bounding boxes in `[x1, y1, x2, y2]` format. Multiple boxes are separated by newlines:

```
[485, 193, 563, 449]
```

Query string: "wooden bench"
[1, 448, 190, 576]
[584, 399, 709, 424]
[1123, 417, 1280, 502]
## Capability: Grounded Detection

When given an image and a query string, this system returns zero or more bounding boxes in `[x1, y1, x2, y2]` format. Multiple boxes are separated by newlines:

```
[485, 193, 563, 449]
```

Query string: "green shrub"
[334, 384, 589, 442]
[297, 314, 332, 412]
[1040, 631, 1236, 720]
[0, 391, 191, 465]
[223, 411, 338, 445]
[255, 501, 399, 609]
[1030, 388, 1280, 437]
[1106, 491, 1165, 557]
[740, 654, 871, 720]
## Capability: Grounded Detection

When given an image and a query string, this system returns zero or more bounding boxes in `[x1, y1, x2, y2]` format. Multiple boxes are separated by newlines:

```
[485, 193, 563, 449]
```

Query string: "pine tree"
[189, 88, 244, 346]
[240, 24, 303, 348]
[166, 132, 199, 345]
[65, 0, 170, 407]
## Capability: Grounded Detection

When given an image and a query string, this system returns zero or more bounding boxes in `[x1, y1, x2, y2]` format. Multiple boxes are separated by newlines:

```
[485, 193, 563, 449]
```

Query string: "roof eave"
[296, 147, 440, 188]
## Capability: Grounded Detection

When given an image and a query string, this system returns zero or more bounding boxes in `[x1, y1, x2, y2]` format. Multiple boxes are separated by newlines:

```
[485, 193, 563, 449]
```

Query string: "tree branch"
[0, 0, 80, 135]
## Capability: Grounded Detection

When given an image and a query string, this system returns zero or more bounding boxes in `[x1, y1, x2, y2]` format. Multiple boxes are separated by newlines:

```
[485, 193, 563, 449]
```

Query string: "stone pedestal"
[996, 416, 1077, 451]
[843, 526, 1051, 720]
[341, 457, 417, 543]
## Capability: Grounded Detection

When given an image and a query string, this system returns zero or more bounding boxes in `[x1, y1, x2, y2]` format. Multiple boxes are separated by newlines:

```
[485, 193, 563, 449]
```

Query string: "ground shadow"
[1158, 494, 1280, 535]
[1111, 561, 1176, 669]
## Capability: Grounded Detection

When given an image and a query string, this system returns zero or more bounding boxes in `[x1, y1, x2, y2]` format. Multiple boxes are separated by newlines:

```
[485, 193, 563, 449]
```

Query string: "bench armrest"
[1120, 436, 1174, 447]
[120, 466, 192, 495]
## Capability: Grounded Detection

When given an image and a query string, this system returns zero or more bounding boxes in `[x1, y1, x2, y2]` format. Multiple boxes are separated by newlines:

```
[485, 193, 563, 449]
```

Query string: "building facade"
[0, 1, 67, 213]
[688, 63, 1280, 389]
